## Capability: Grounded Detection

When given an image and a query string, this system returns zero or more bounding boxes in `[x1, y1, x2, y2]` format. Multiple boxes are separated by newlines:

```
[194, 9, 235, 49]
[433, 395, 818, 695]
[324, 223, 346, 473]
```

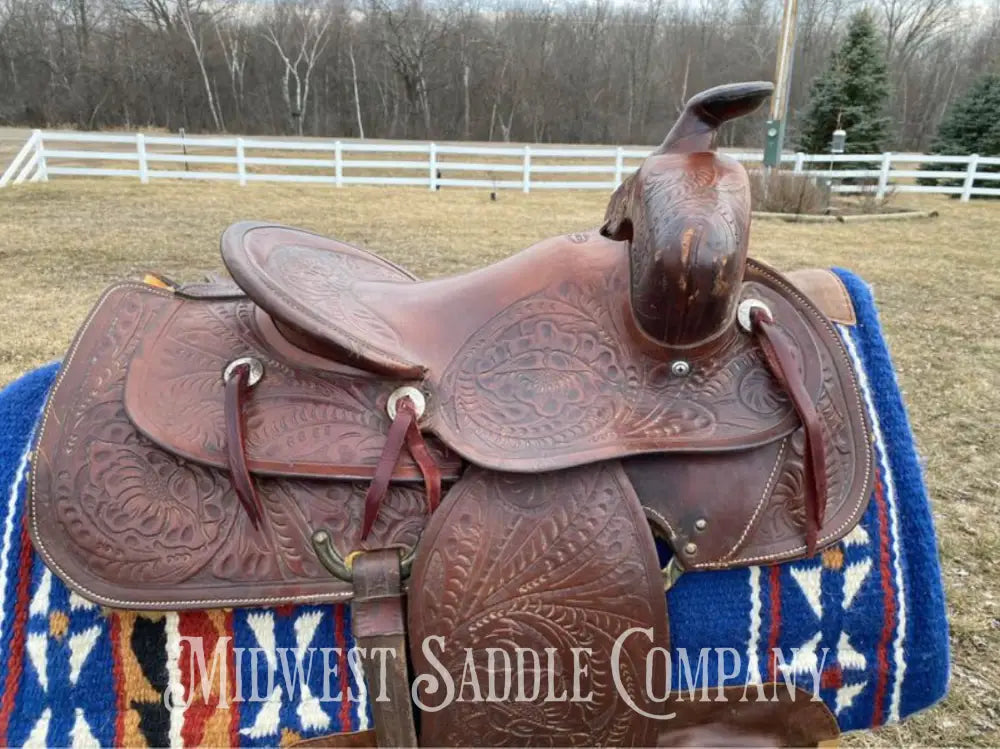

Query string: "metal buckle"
[311, 530, 417, 582]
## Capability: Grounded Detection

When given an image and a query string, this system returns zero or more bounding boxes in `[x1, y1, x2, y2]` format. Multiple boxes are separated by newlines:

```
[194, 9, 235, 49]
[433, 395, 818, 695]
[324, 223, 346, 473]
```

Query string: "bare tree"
[368, 0, 449, 137]
[263, 0, 333, 135]
[177, 0, 225, 130]
[1, 0, 997, 148]
[216, 10, 251, 126]
[878, 0, 956, 65]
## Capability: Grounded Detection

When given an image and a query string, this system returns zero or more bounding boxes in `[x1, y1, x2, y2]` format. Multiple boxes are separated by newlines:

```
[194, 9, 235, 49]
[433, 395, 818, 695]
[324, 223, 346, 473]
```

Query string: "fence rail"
[2, 129, 998, 200]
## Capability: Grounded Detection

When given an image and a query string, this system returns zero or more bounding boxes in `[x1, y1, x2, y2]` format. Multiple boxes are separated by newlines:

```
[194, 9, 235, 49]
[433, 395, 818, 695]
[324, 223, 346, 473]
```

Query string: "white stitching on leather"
[29, 283, 356, 609]
[718, 438, 788, 562]
[685, 261, 875, 569]
[642, 504, 677, 539]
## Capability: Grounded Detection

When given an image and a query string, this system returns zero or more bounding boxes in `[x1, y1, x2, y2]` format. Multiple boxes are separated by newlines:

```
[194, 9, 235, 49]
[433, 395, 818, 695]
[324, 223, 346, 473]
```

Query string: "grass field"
[1, 179, 998, 745]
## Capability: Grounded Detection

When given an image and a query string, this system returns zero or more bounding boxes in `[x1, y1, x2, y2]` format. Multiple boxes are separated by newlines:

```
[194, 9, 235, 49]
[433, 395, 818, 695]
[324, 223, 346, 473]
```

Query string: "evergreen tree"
[919, 73, 1000, 192]
[931, 74, 1000, 156]
[796, 10, 891, 154]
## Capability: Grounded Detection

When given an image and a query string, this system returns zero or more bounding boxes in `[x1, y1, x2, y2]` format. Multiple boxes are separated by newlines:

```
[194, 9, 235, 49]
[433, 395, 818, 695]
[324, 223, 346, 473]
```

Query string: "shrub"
[749, 170, 830, 214]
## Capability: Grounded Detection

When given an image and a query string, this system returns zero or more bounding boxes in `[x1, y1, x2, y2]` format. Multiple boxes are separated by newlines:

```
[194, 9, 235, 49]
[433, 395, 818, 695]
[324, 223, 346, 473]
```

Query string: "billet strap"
[751, 308, 828, 554]
[351, 550, 418, 748]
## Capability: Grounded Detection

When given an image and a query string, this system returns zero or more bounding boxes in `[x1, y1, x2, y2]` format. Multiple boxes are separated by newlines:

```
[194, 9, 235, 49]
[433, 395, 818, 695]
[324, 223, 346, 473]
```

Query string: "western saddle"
[30, 81, 873, 746]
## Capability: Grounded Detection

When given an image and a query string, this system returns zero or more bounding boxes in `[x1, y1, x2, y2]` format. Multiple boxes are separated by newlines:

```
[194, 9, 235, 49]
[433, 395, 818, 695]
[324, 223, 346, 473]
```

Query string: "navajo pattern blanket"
[0, 270, 949, 747]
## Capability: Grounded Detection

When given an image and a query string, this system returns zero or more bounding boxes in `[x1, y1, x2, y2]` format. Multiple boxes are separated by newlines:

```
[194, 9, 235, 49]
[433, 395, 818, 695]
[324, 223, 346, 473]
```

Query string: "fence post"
[614, 146, 624, 186]
[522, 145, 531, 193]
[135, 133, 149, 184]
[793, 152, 805, 174]
[236, 138, 247, 186]
[429, 142, 437, 191]
[0, 130, 39, 187]
[876, 152, 892, 199]
[334, 140, 343, 187]
[35, 131, 48, 182]
[961, 154, 980, 202]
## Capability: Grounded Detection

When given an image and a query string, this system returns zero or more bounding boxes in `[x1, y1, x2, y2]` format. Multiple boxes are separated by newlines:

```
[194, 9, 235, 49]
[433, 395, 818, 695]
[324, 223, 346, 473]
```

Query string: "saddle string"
[223, 362, 265, 530]
[361, 395, 441, 540]
[750, 307, 829, 555]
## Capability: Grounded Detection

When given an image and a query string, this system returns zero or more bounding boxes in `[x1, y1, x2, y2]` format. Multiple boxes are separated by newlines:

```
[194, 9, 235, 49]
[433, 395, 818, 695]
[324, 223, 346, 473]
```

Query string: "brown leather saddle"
[30, 81, 873, 747]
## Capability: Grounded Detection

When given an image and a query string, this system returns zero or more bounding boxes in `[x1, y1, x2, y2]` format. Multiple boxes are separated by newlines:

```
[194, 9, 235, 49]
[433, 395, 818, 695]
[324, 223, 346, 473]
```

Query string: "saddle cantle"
[29, 81, 873, 746]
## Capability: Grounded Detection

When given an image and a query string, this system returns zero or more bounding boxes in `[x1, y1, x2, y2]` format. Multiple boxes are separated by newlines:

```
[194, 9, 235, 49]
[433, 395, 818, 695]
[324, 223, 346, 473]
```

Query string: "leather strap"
[362, 397, 440, 539]
[223, 363, 264, 529]
[351, 550, 418, 748]
[403, 418, 442, 515]
[752, 308, 828, 553]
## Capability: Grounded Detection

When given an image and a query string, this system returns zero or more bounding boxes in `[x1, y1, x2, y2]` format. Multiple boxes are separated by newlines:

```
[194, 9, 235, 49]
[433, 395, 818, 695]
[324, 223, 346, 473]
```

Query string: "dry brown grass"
[0, 179, 997, 745]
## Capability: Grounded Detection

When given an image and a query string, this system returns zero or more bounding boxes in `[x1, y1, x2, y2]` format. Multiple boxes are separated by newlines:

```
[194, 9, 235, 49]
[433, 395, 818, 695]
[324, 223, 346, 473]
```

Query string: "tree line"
[0, 0, 997, 151]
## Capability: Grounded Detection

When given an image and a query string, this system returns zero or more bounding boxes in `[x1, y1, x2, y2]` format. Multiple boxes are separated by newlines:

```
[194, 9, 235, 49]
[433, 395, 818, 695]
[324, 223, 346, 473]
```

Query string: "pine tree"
[796, 10, 890, 154]
[919, 73, 1000, 192]
[931, 74, 1000, 156]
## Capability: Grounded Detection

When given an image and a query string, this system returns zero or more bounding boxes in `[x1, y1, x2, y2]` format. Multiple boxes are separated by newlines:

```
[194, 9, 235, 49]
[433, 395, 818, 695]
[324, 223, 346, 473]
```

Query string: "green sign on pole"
[763, 118, 785, 168]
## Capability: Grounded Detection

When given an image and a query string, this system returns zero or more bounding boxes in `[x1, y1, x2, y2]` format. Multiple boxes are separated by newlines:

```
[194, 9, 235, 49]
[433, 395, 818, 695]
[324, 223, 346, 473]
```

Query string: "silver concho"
[737, 299, 773, 333]
[223, 356, 264, 387]
[387, 385, 426, 419]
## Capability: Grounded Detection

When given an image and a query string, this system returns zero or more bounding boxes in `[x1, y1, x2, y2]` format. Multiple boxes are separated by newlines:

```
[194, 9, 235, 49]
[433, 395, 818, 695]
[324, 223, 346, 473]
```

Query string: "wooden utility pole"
[763, 0, 799, 167]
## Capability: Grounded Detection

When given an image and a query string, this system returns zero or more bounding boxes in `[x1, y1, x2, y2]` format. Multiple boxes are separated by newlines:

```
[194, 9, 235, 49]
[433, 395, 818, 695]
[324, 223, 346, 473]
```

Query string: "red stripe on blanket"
[228, 610, 240, 747]
[872, 471, 897, 727]
[0, 520, 34, 744]
[872, 471, 896, 727]
[336, 605, 352, 731]
[110, 612, 126, 746]
[180, 610, 238, 746]
[767, 564, 782, 683]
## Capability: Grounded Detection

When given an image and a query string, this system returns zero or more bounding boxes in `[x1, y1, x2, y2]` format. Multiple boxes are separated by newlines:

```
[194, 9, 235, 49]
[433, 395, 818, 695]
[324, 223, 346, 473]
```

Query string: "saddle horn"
[657, 81, 775, 155]
[603, 81, 773, 348]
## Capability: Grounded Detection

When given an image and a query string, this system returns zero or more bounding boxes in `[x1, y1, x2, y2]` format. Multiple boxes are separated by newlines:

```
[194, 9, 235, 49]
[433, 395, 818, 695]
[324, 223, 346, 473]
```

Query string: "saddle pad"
[0, 272, 947, 746]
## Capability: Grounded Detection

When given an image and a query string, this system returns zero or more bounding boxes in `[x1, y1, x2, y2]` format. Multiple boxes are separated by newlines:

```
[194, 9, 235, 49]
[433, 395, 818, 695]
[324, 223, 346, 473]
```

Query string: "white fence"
[3, 129, 999, 201]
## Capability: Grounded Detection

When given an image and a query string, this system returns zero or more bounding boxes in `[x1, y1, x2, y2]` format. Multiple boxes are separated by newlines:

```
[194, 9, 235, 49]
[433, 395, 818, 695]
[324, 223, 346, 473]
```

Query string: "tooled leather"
[624, 265, 872, 569]
[408, 463, 669, 747]
[222, 223, 423, 376]
[32, 256, 872, 613]
[29, 285, 443, 609]
[431, 269, 816, 468]
[625, 152, 751, 346]
[124, 292, 461, 481]
[222, 223, 869, 516]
